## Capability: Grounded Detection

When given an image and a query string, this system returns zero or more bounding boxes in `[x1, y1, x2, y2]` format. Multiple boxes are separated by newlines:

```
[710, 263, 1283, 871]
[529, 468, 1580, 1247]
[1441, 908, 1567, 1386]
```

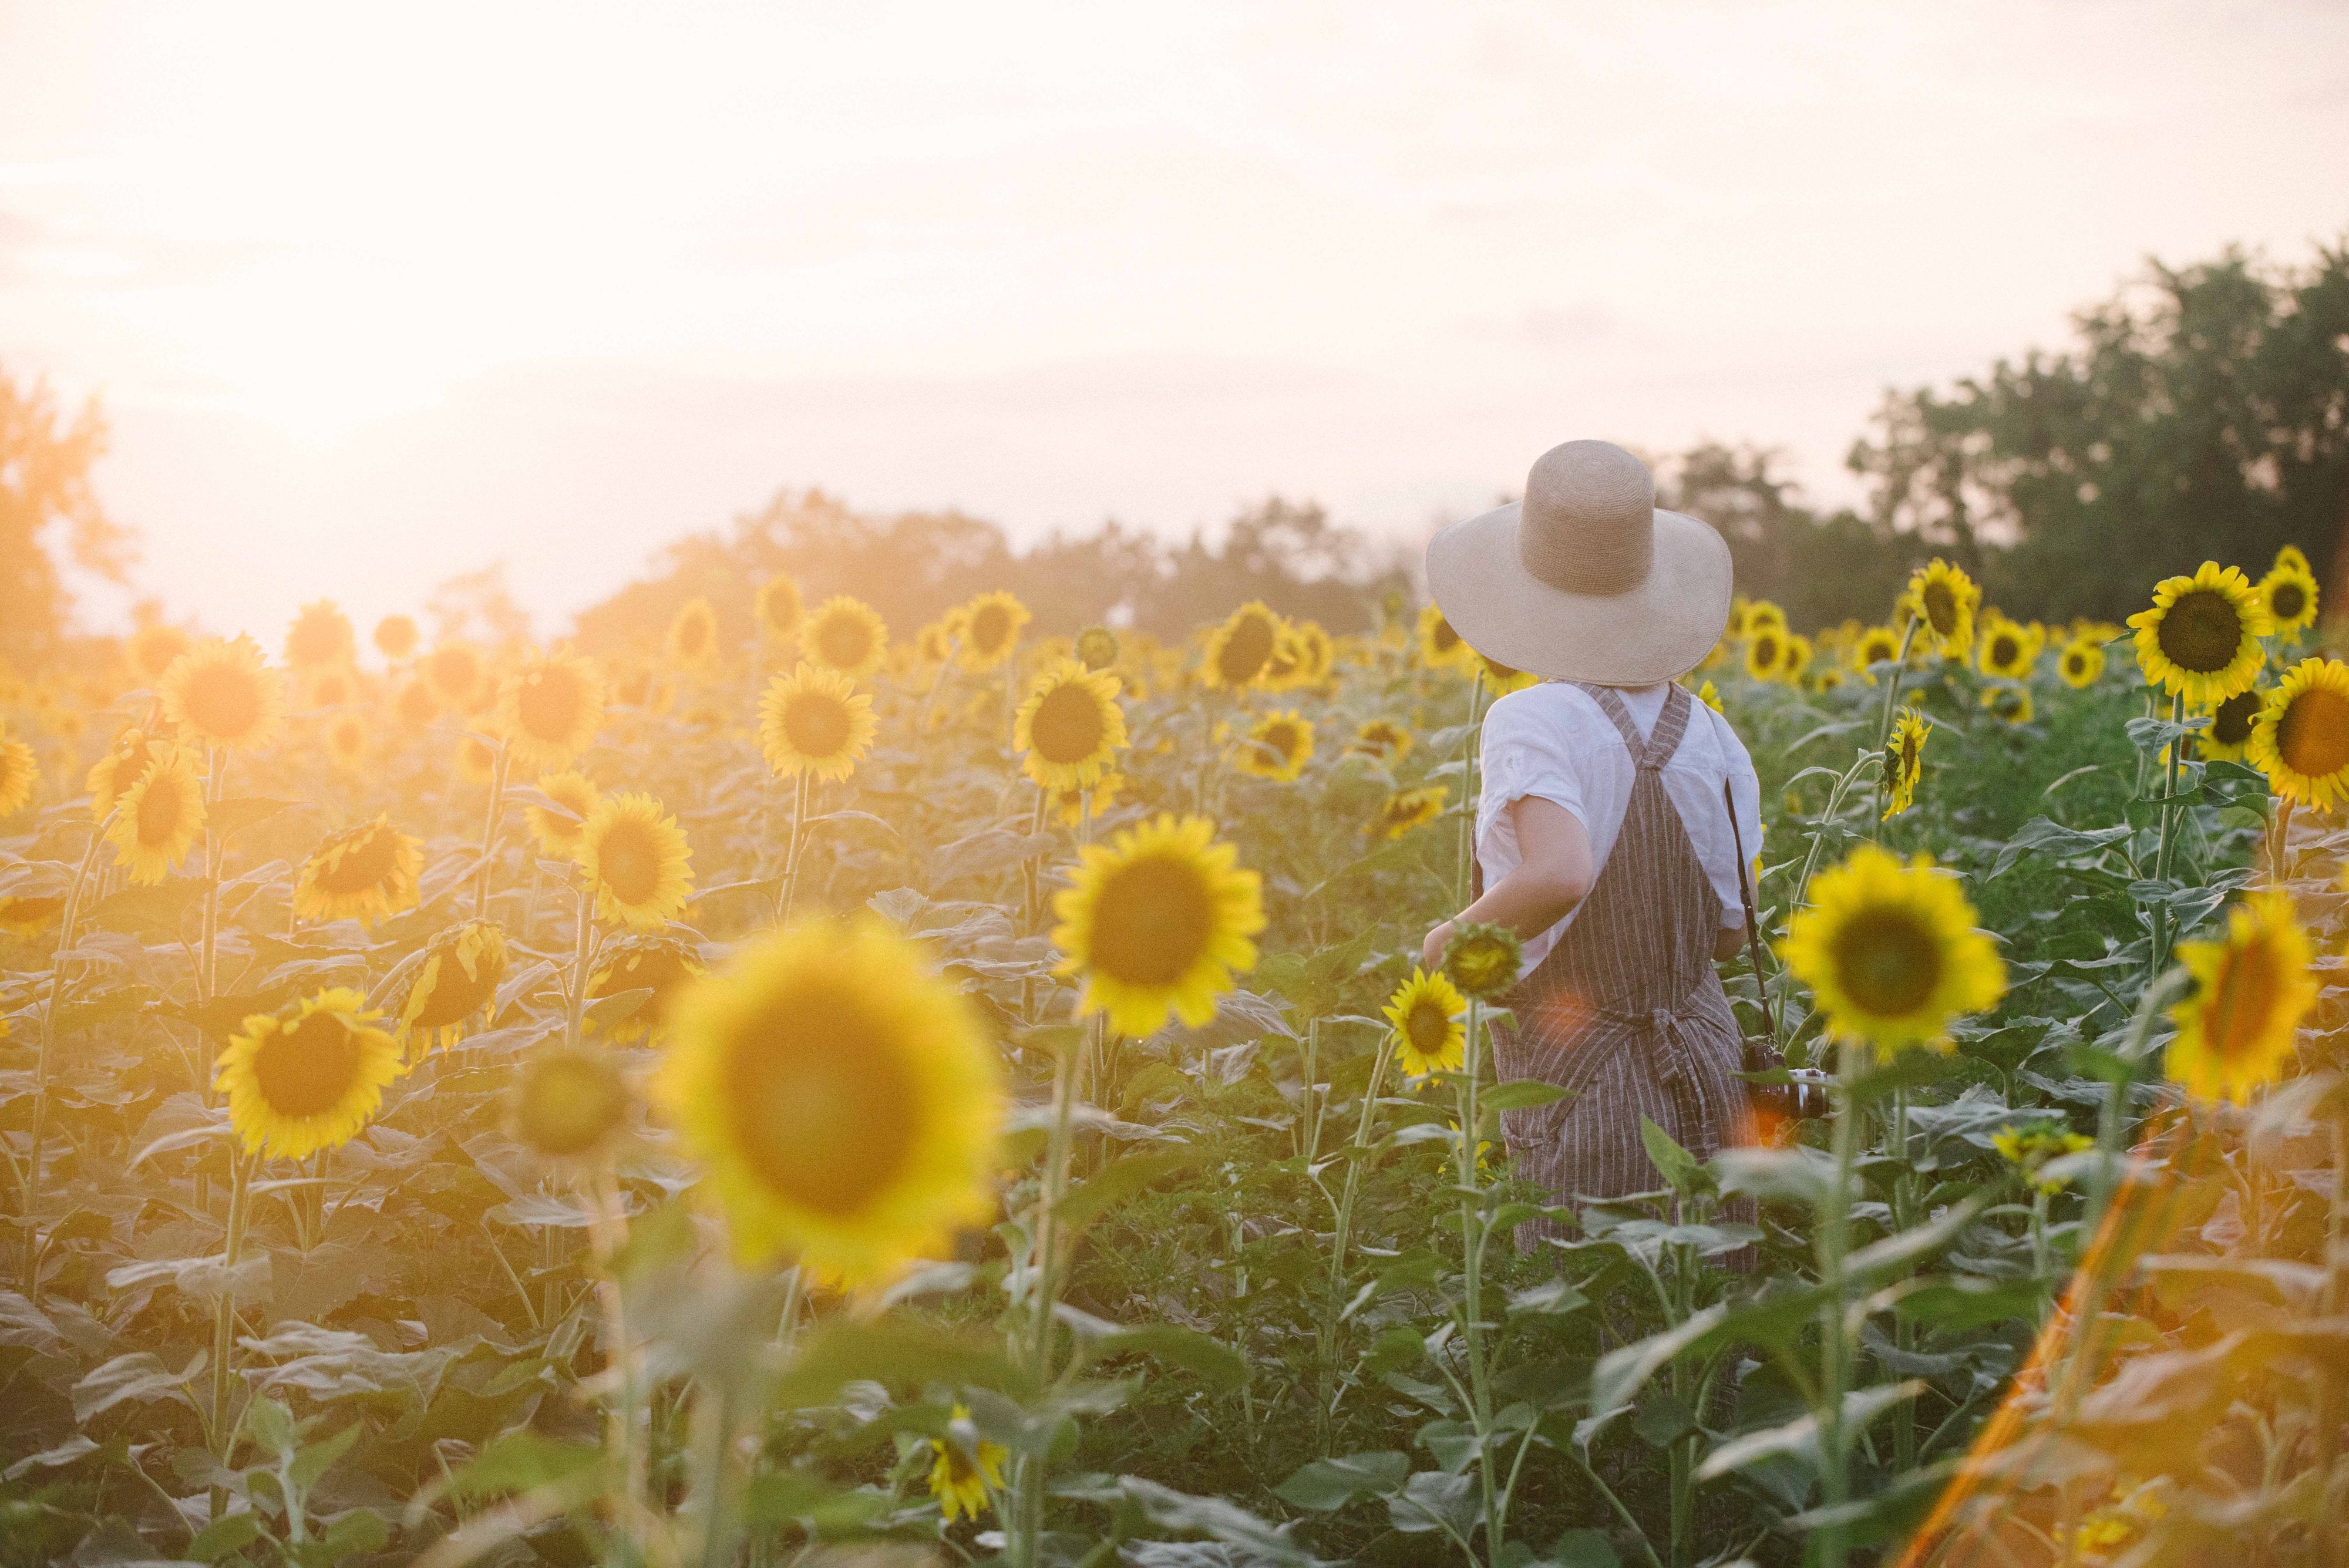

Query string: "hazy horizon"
[5, 0, 2347, 646]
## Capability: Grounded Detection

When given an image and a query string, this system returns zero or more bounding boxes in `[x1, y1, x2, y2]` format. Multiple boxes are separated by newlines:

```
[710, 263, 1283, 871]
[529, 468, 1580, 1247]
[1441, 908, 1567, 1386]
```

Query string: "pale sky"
[5, 0, 2347, 644]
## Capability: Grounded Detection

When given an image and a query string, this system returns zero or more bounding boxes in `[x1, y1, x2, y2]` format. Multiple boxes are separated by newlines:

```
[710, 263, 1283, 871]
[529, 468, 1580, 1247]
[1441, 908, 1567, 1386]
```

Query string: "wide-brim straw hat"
[1425, 439, 1732, 685]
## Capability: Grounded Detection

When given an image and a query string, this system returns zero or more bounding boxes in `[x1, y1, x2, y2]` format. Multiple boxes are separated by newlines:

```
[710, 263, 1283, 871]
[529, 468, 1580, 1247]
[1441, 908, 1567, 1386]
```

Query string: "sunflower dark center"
[2272, 582, 2307, 621]
[1089, 854, 1214, 987]
[1076, 630, 1118, 670]
[1262, 723, 1300, 763]
[317, 824, 399, 894]
[2154, 589, 2244, 674]
[1405, 999, 1451, 1054]
[409, 940, 502, 1029]
[1217, 614, 1277, 685]
[515, 1053, 628, 1157]
[1990, 635, 2019, 666]
[2202, 937, 2283, 1062]
[253, 1010, 364, 1119]
[725, 981, 917, 1216]
[597, 820, 663, 906]
[1830, 910, 1941, 1016]
[817, 614, 872, 670]
[184, 663, 261, 737]
[1755, 635, 1780, 665]
[1921, 582, 1957, 635]
[971, 605, 1011, 654]
[2211, 690, 2261, 748]
[1431, 618, 1460, 654]
[783, 691, 854, 758]
[136, 772, 187, 846]
[519, 669, 584, 741]
[2277, 686, 2349, 779]
[1031, 683, 1106, 765]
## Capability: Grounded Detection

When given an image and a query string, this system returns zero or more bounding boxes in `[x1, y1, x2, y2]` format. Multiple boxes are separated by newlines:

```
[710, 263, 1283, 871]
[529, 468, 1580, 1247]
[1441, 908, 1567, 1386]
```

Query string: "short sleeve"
[1477, 695, 1590, 852]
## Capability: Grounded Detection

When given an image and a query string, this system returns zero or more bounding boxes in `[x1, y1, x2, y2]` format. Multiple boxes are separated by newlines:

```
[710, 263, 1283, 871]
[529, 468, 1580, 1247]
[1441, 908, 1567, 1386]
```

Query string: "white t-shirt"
[1475, 681, 1763, 978]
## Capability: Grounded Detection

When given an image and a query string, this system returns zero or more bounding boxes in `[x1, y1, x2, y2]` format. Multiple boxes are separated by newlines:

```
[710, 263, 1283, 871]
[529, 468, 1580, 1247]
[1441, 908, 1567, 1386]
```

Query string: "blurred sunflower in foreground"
[1053, 814, 1266, 1037]
[509, 1047, 631, 1161]
[2165, 889, 2315, 1103]
[660, 916, 1004, 1284]
[1780, 846, 2006, 1056]
[217, 989, 403, 1159]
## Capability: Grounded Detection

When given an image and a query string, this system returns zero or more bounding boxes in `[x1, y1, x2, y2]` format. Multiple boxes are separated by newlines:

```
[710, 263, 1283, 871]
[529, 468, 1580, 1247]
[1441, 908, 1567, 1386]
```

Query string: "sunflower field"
[2, 546, 2347, 1568]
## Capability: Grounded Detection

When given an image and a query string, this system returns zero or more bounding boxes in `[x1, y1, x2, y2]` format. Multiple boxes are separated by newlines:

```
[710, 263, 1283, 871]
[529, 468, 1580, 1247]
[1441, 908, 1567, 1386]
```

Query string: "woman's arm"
[1420, 796, 1593, 972]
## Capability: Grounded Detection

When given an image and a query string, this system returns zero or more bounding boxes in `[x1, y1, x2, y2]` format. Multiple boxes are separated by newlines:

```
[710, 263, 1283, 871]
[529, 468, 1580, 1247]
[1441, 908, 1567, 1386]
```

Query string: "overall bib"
[1485, 682, 1754, 1249]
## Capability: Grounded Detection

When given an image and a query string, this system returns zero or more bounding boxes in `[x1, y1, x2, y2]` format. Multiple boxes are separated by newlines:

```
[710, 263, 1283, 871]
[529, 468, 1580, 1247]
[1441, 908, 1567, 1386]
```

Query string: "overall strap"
[1572, 682, 1695, 772]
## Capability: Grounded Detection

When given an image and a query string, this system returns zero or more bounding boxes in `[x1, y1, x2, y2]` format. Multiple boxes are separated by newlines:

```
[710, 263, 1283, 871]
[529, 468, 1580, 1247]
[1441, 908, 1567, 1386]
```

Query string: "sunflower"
[915, 617, 958, 668]
[1201, 602, 1284, 689]
[1778, 846, 2006, 1055]
[1234, 710, 1314, 782]
[1992, 1126, 2095, 1194]
[1414, 603, 1474, 674]
[1781, 635, 1814, 682]
[2165, 889, 2316, 1103]
[528, 770, 603, 859]
[304, 665, 356, 710]
[1052, 815, 1266, 1037]
[1974, 612, 2041, 679]
[0, 731, 39, 817]
[955, 591, 1030, 671]
[1744, 629, 1788, 683]
[1850, 625, 1903, 681]
[399, 921, 511, 1052]
[1442, 922, 1522, 1001]
[1477, 652, 1539, 694]
[2126, 560, 2271, 706]
[106, 748, 204, 883]
[800, 595, 889, 681]
[659, 914, 1005, 1283]
[1352, 718, 1414, 763]
[588, 936, 706, 1042]
[391, 678, 440, 730]
[494, 648, 604, 772]
[86, 728, 166, 820]
[755, 574, 804, 644]
[2057, 636, 2105, 689]
[1369, 784, 1449, 841]
[2259, 561, 2320, 642]
[1882, 709, 1930, 819]
[1010, 659, 1125, 789]
[126, 624, 191, 686]
[1725, 598, 1751, 640]
[2189, 686, 2263, 763]
[423, 641, 487, 711]
[0, 894, 64, 937]
[1383, 968, 1466, 1075]
[2275, 543, 2313, 577]
[1697, 679, 1723, 712]
[1980, 685, 2033, 725]
[284, 600, 356, 671]
[293, 815, 422, 927]
[2247, 657, 2349, 807]
[756, 662, 876, 782]
[928, 1403, 1008, 1524]
[509, 1047, 631, 1159]
[1262, 626, 1309, 690]
[580, 792, 695, 930]
[1903, 560, 1981, 658]
[1050, 769, 1125, 826]
[216, 989, 403, 1160]
[160, 635, 286, 752]
[1074, 625, 1120, 672]
[322, 711, 369, 770]
[454, 733, 500, 787]
[373, 614, 419, 662]
[1744, 600, 1788, 637]
[667, 597, 721, 669]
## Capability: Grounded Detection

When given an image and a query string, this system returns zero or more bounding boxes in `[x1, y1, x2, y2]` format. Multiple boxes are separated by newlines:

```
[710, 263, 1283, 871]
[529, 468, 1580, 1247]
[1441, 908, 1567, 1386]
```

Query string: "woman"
[1420, 439, 1761, 1240]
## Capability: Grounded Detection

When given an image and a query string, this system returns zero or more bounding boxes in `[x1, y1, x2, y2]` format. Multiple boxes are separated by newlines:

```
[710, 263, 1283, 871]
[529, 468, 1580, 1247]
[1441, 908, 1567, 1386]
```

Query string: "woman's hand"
[1421, 920, 1456, 974]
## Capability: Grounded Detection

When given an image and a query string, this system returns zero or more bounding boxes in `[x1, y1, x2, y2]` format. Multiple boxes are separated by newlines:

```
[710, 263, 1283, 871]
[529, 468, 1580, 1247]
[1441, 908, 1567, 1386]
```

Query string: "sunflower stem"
[198, 745, 227, 1004]
[1011, 1033, 1082, 1568]
[22, 809, 113, 1297]
[2149, 692, 2186, 980]
[1813, 1039, 1867, 1568]
[588, 1160, 645, 1525]
[1317, 1028, 1395, 1455]
[472, 738, 510, 919]
[1453, 996, 1502, 1556]
[208, 1146, 258, 1523]
[777, 770, 810, 927]
[566, 879, 596, 1049]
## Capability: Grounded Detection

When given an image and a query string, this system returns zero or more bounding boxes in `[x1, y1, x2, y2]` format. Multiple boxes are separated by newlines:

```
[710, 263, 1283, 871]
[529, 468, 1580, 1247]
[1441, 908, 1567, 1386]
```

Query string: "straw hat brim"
[1425, 502, 1732, 685]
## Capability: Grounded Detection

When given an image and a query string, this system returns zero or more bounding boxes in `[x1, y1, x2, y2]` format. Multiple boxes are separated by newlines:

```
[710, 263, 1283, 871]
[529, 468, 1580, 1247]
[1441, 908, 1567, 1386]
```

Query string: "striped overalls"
[1487, 682, 1753, 1247]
